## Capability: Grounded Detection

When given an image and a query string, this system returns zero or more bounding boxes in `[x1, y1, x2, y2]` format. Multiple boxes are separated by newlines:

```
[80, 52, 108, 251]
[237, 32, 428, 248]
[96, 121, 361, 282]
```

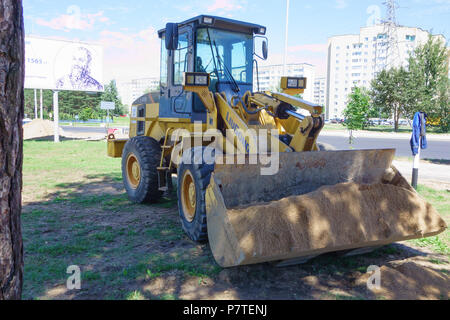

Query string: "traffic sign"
[101, 101, 115, 110]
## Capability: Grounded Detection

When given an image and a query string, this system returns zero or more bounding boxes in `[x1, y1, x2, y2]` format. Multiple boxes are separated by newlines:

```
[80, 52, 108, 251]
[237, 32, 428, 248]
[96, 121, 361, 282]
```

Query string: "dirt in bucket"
[226, 183, 447, 263]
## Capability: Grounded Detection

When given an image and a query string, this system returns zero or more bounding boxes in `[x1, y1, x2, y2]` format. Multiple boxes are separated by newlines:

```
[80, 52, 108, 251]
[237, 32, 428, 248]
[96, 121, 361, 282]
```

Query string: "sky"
[23, 0, 450, 83]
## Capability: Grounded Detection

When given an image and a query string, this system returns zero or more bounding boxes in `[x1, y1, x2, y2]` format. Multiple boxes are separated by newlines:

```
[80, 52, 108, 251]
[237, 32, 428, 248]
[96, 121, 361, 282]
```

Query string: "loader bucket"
[205, 149, 447, 267]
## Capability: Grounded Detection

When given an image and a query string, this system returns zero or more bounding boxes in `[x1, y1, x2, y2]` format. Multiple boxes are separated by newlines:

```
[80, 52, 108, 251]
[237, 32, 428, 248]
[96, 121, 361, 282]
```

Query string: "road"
[63, 126, 449, 185]
[318, 133, 450, 160]
[64, 126, 450, 160]
[62, 126, 108, 134]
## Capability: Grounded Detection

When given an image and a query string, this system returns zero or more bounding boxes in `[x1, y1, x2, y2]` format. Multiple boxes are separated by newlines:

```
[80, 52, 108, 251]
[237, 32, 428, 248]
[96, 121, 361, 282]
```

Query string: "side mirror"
[262, 40, 268, 60]
[165, 23, 179, 50]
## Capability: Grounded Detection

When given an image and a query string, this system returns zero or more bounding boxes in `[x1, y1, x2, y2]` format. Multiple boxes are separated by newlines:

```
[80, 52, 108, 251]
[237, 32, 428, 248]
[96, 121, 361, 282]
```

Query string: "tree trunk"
[0, 0, 24, 300]
[394, 105, 400, 132]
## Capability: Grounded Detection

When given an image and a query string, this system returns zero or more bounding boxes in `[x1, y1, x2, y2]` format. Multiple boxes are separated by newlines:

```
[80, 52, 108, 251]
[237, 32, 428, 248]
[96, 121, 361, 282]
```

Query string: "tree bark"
[0, 0, 24, 300]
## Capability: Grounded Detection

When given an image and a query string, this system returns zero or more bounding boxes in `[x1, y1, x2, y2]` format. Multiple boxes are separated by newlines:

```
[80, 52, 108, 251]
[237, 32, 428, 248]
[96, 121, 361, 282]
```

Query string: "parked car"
[398, 119, 411, 127]
[330, 118, 344, 124]
[368, 118, 383, 126]
[23, 118, 32, 125]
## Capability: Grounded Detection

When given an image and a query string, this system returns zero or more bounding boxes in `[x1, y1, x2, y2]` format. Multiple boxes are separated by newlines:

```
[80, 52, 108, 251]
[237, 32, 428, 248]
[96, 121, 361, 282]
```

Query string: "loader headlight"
[183, 72, 210, 87]
[202, 16, 215, 25]
[287, 78, 298, 88]
[281, 76, 307, 90]
[297, 78, 306, 89]
[257, 27, 266, 35]
[195, 75, 209, 85]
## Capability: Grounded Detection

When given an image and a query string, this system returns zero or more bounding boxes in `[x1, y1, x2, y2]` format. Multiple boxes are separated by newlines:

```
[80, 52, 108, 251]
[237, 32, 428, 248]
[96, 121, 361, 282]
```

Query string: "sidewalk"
[393, 159, 450, 190]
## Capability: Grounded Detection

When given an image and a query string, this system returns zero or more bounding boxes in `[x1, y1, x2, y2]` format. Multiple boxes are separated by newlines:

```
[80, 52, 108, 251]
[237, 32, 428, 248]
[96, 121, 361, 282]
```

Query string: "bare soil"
[22, 178, 450, 300]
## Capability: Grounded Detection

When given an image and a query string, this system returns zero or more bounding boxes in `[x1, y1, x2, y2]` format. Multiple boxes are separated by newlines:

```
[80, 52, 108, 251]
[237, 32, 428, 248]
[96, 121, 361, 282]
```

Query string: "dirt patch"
[21, 178, 450, 300]
[358, 261, 450, 300]
[213, 183, 447, 267]
[24, 119, 65, 140]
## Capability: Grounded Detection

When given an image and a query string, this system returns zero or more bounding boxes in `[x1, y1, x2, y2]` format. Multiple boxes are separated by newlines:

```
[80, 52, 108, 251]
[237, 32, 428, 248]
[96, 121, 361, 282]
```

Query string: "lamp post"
[283, 0, 290, 76]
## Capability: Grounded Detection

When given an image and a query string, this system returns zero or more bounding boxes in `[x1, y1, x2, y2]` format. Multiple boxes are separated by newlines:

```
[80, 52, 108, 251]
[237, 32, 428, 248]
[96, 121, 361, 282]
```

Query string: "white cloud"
[335, 0, 348, 9]
[97, 27, 161, 83]
[207, 0, 244, 12]
[36, 10, 109, 32]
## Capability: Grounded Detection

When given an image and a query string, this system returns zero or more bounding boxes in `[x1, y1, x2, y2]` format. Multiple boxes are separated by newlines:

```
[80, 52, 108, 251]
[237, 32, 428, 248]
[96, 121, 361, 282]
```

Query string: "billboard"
[25, 36, 104, 92]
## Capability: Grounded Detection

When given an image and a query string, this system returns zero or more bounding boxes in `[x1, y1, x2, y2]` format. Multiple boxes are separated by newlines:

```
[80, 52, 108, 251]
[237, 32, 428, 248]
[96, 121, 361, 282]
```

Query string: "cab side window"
[160, 37, 168, 88]
[173, 33, 189, 86]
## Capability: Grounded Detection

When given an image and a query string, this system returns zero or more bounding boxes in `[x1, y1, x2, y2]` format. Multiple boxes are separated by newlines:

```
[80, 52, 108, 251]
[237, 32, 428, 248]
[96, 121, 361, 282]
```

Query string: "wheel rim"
[181, 170, 196, 222]
[126, 153, 141, 189]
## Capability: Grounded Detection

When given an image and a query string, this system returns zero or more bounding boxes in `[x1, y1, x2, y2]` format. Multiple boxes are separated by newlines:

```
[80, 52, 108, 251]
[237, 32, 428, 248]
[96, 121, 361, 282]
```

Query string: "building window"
[406, 35, 416, 41]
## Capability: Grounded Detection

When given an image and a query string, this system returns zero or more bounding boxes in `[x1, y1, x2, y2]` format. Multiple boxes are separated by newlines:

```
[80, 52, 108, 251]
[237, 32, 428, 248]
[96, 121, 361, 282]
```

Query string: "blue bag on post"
[410, 112, 428, 156]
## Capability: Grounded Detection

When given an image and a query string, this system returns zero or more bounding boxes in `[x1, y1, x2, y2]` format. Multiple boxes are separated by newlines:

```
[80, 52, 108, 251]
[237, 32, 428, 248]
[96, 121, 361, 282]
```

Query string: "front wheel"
[177, 148, 214, 242]
[122, 136, 162, 204]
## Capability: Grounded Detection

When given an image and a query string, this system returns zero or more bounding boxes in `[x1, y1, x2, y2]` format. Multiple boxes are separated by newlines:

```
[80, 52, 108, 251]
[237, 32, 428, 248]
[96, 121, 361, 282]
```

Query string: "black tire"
[122, 136, 162, 204]
[177, 147, 214, 242]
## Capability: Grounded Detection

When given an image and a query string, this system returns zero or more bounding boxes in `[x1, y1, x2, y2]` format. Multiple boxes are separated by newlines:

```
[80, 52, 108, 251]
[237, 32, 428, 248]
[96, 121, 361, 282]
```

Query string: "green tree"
[24, 89, 53, 119]
[101, 80, 125, 116]
[407, 36, 449, 132]
[79, 107, 96, 122]
[343, 87, 370, 144]
[370, 67, 409, 131]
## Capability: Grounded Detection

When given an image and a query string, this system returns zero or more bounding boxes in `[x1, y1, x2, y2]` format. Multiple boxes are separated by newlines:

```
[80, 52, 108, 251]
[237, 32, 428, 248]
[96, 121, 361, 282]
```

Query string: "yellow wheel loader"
[107, 15, 447, 267]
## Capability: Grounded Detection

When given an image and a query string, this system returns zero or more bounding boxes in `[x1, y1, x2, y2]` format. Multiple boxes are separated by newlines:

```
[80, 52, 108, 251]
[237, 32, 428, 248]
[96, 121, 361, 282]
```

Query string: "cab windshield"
[196, 28, 253, 85]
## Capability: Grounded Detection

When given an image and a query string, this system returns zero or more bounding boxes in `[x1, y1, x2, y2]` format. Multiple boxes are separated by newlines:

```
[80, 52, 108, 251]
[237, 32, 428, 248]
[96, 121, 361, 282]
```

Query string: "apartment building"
[326, 24, 446, 119]
[313, 77, 327, 107]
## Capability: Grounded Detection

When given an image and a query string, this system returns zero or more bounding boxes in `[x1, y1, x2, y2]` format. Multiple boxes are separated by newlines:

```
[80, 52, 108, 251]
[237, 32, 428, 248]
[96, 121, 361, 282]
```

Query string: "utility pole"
[53, 91, 60, 143]
[33, 88, 38, 119]
[382, 0, 401, 69]
[283, 0, 290, 76]
[39, 89, 43, 119]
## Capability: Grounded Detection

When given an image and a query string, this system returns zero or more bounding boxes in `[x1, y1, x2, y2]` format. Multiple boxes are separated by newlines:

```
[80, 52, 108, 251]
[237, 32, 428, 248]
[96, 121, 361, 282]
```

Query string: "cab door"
[169, 27, 193, 118]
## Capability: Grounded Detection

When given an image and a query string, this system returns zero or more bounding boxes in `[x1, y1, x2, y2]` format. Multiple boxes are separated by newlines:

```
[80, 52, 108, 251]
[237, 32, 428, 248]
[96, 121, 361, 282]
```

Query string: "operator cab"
[157, 15, 267, 122]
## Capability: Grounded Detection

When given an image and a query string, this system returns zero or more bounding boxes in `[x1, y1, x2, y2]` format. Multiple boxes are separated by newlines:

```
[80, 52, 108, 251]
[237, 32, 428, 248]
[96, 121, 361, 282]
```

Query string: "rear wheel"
[122, 136, 162, 204]
[177, 147, 214, 242]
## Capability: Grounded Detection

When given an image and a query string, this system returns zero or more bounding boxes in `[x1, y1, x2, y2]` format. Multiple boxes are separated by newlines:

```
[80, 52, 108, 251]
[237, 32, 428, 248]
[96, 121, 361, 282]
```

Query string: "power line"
[382, 0, 401, 69]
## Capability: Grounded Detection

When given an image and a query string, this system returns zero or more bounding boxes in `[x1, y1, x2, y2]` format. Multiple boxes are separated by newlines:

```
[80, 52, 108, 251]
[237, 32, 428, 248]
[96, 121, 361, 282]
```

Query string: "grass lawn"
[409, 186, 450, 256]
[21, 140, 450, 300]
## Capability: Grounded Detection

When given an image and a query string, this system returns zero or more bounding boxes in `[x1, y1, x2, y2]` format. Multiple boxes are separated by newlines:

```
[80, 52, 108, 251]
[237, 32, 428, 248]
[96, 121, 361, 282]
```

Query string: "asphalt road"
[62, 126, 108, 134]
[318, 135, 450, 160]
[63, 126, 450, 160]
